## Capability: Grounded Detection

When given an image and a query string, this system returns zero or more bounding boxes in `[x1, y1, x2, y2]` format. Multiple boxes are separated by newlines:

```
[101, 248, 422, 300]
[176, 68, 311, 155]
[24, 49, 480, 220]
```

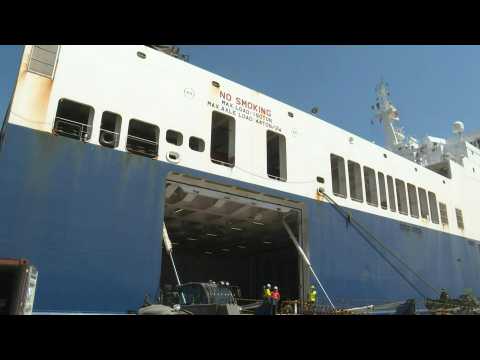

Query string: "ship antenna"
[371, 79, 404, 150]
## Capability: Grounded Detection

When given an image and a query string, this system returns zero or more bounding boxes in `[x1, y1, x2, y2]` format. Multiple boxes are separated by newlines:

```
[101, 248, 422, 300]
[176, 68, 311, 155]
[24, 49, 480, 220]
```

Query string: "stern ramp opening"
[159, 179, 303, 305]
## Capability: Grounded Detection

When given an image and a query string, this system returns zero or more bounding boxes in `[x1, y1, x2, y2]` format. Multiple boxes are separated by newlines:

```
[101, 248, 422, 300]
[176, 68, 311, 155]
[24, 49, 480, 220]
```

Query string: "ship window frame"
[53, 98, 94, 142]
[363, 166, 378, 207]
[418, 187, 429, 220]
[99, 111, 122, 149]
[126, 119, 160, 158]
[407, 183, 419, 219]
[378, 172, 388, 210]
[455, 208, 464, 230]
[395, 179, 408, 215]
[387, 175, 396, 212]
[439, 202, 449, 226]
[189, 136, 205, 152]
[266, 130, 287, 182]
[210, 111, 235, 168]
[348, 160, 363, 203]
[330, 154, 347, 198]
[166, 129, 183, 146]
[428, 191, 440, 224]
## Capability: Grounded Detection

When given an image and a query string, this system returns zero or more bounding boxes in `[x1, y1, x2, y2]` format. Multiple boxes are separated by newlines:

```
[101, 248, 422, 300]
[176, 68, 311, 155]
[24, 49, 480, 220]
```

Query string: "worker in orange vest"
[271, 286, 281, 315]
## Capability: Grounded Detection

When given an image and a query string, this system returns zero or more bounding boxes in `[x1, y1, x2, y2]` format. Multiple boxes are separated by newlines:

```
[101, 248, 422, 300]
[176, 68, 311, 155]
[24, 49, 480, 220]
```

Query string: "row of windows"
[53, 99, 287, 181]
[54, 99, 205, 158]
[330, 154, 465, 230]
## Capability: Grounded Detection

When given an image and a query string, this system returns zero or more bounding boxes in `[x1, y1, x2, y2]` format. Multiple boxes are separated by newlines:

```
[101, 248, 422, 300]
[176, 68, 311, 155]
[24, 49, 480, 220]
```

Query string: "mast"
[372, 80, 405, 151]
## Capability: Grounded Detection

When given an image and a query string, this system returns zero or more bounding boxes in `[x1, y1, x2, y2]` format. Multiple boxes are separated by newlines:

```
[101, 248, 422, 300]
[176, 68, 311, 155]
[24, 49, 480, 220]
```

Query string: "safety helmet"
[311, 285, 315, 289]
[226, 282, 230, 286]
[274, 286, 278, 290]
[267, 283, 271, 288]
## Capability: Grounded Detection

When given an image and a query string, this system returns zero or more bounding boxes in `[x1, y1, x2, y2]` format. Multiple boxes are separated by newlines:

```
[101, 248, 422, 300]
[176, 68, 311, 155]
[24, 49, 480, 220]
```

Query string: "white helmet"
[226, 282, 230, 286]
[267, 283, 271, 288]
[274, 286, 278, 290]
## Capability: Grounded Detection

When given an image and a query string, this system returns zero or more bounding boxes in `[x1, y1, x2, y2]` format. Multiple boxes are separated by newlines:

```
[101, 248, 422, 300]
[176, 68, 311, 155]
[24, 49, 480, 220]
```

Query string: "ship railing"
[126, 134, 158, 158]
[99, 128, 120, 148]
[53, 116, 92, 141]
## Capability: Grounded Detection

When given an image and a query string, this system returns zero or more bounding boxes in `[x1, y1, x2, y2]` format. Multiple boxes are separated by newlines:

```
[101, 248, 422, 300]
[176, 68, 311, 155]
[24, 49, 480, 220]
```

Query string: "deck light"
[207, 233, 218, 237]
[237, 245, 247, 249]
[231, 227, 243, 231]
[221, 248, 230, 252]
[175, 209, 185, 214]
[263, 241, 272, 245]
[204, 251, 213, 255]
[251, 221, 264, 226]
[187, 237, 198, 241]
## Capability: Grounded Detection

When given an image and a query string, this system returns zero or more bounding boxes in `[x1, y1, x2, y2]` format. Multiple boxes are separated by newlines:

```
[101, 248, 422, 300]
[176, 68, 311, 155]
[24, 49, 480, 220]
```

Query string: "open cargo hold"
[159, 176, 306, 308]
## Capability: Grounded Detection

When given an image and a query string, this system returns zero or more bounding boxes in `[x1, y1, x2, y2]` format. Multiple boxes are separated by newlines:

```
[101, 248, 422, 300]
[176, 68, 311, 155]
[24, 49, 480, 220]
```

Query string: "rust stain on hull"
[10, 46, 54, 133]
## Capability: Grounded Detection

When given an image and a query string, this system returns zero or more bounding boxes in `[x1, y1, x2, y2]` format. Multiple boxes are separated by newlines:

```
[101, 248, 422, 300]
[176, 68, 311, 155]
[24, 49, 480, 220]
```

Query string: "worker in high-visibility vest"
[263, 283, 272, 300]
[308, 285, 317, 311]
[271, 286, 281, 315]
[262, 284, 272, 315]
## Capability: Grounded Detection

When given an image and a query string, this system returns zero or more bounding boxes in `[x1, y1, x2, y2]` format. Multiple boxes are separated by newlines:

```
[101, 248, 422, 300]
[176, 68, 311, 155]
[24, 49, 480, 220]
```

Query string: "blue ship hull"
[1, 124, 479, 313]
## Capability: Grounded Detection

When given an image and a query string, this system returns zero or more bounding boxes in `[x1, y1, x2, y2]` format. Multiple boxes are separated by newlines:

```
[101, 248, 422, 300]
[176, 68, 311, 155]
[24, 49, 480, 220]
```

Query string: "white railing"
[126, 134, 158, 158]
[54, 116, 92, 141]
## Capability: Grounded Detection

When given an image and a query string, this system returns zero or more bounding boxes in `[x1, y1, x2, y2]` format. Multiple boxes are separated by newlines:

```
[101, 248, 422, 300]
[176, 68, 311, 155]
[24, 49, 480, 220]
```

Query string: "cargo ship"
[1, 45, 479, 314]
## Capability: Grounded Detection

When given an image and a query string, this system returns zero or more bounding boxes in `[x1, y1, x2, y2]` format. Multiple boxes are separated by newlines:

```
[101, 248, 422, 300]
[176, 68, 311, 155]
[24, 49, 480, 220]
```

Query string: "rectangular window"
[53, 98, 94, 141]
[330, 154, 347, 198]
[439, 202, 449, 225]
[407, 183, 419, 218]
[378, 172, 388, 210]
[211, 111, 235, 167]
[363, 166, 378, 207]
[126, 119, 159, 158]
[348, 160, 363, 202]
[266, 130, 287, 181]
[428, 192, 440, 224]
[418, 188, 429, 220]
[395, 179, 408, 215]
[99, 111, 121, 148]
[387, 175, 396, 212]
[189, 137, 205, 152]
[456, 209, 464, 230]
[166, 130, 183, 146]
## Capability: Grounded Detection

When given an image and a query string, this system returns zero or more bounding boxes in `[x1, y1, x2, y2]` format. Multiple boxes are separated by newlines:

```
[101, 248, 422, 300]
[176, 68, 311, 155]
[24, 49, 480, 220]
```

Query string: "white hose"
[282, 216, 336, 310]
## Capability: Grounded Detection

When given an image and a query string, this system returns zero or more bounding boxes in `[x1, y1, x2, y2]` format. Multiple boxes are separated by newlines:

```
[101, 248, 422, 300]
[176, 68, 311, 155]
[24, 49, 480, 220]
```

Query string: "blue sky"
[1, 45, 479, 146]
